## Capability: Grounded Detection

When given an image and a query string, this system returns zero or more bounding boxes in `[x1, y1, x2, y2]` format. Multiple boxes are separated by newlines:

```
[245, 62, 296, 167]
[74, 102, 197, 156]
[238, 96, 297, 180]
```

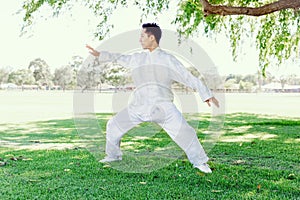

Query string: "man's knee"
[173, 125, 197, 148]
[106, 118, 114, 131]
[106, 118, 118, 137]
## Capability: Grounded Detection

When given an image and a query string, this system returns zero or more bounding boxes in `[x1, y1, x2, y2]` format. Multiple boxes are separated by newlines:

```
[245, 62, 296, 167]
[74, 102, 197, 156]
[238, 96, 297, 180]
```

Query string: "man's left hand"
[205, 97, 219, 108]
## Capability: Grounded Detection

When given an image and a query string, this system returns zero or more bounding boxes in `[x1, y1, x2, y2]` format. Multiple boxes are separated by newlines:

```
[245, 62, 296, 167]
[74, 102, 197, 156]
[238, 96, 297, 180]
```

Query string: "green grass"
[0, 113, 299, 199]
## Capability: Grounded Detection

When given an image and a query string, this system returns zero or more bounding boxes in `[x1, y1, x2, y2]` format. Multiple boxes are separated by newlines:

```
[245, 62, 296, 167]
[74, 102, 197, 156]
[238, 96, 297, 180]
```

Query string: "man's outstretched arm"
[86, 44, 133, 67]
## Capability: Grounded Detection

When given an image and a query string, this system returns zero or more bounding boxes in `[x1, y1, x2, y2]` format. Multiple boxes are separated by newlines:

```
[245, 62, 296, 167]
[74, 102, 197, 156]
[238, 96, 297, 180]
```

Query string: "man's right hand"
[86, 44, 100, 57]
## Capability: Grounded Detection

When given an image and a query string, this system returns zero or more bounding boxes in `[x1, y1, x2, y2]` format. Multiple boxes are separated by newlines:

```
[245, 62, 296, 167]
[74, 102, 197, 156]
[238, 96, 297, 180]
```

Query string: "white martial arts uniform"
[99, 47, 213, 167]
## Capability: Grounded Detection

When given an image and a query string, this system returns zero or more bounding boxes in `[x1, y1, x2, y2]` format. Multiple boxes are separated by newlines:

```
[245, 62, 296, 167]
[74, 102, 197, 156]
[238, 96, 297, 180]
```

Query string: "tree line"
[224, 73, 300, 92]
[1, 56, 299, 92]
[0, 56, 132, 92]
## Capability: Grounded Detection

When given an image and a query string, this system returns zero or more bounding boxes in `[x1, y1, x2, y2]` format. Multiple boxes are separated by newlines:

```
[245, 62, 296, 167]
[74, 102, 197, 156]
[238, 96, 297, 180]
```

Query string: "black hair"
[142, 23, 162, 44]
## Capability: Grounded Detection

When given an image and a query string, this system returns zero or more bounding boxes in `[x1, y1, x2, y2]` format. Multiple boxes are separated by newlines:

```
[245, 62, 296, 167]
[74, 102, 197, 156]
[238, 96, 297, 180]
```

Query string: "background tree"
[242, 74, 257, 86]
[279, 75, 287, 89]
[21, 0, 300, 76]
[77, 58, 104, 92]
[8, 69, 35, 88]
[69, 55, 84, 88]
[262, 71, 276, 84]
[28, 58, 53, 88]
[239, 80, 254, 92]
[103, 64, 131, 92]
[286, 74, 300, 85]
[226, 74, 243, 84]
[224, 78, 237, 91]
[0, 67, 11, 84]
[53, 65, 73, 91]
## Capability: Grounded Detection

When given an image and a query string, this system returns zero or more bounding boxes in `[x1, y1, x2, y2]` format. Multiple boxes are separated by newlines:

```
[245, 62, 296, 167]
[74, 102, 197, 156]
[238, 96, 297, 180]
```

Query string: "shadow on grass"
[211, 113, 300, 172]
[0, 118, 80, 151]
[0, 113, 299, 199]
[0, 113, 299, 171]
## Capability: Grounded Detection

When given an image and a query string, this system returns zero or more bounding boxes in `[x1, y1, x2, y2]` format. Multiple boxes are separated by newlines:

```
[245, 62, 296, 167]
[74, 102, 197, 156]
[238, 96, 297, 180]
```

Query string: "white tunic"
[99, 47, 213, 107]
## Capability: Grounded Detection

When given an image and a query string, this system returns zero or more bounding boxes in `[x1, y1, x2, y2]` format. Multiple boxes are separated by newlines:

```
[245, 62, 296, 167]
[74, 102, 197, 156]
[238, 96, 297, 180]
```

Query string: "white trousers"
[105, 102, 209, 167]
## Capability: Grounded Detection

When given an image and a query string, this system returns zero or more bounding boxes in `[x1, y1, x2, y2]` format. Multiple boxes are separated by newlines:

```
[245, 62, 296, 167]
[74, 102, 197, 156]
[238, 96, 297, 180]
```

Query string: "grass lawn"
[0, 113, 299, 199]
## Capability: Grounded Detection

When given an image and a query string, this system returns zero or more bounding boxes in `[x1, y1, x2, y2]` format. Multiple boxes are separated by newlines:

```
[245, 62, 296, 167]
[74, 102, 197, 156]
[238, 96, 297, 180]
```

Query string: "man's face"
[139, 29, 154, 49]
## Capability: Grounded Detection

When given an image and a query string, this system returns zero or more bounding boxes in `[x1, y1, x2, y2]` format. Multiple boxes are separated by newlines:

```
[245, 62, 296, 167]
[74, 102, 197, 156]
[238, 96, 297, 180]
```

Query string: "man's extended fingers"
[86, 45, 97, 53]
[86, 44, 100, 57]
[214, 101, 220, 108]
[212, 98, 220, 108]
[86, 44, 93, 50]
[206, 97, 219, 108]
[206, 100, 211, 107]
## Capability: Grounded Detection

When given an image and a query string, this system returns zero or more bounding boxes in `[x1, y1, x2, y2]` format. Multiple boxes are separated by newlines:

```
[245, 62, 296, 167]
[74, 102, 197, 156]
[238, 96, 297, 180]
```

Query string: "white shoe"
[195, 163, 212, 173]
[99, 156, 122, 163]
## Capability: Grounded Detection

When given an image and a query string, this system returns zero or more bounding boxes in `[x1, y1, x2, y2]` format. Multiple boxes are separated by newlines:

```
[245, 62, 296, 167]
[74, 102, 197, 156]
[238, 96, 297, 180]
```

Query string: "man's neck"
[148, 45, 159, 52]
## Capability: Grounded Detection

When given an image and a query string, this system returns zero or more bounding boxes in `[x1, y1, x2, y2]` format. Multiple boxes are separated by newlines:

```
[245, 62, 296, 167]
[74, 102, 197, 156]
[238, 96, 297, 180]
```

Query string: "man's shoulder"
[159, 49, 178, 61]
[157, 48, 173, 57]
[131, 51, 147, 57]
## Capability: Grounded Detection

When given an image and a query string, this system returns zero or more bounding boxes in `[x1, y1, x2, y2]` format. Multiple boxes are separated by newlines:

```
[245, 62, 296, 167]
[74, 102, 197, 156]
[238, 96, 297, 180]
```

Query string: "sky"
[0, 0, 299, 77]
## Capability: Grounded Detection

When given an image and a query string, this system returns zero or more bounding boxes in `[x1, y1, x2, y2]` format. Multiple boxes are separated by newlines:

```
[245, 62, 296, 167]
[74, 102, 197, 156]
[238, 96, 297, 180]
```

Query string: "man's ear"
[150, 35, 156, 42]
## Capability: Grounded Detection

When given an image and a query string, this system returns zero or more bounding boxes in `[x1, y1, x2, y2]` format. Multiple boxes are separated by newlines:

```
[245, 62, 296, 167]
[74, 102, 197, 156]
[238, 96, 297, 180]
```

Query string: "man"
[86, 23, 219, 173]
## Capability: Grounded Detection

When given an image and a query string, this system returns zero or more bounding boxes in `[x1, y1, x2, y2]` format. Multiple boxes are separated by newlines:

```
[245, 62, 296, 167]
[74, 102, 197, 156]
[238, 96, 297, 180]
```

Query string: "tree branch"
[200, 0, 300, 16]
